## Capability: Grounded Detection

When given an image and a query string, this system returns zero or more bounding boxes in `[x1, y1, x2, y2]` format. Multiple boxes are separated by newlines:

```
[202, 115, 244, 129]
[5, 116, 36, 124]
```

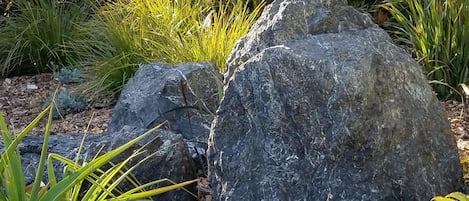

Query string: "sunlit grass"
[384, 0, 469, 99]
[76, 0, 264, 98]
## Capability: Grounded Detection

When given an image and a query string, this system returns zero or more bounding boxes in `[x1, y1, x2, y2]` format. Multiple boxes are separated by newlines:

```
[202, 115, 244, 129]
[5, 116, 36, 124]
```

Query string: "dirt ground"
[0, 73, 112, 135]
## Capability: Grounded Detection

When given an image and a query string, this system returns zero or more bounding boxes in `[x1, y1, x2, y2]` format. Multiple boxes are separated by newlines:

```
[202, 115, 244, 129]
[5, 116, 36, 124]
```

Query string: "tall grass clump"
[0, 101, 198, 200]
[385, 0, 469, 99]
[77, 0, 264, 98]
[0, 0, 91, 77]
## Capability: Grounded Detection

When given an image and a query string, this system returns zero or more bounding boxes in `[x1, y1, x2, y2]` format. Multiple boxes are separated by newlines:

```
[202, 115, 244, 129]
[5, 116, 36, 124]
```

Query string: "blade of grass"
[92, 136, 163, 200]
[112, 179, 198, 200]
[0, 112, 25, 201]
[29, 101, 55, 200]
[2, 104, 51, 166]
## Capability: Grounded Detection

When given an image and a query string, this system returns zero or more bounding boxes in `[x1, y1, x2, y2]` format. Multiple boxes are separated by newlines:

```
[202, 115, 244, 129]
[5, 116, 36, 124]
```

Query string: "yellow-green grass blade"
[48, 153, 83, 201]
[0, 112, 12, 146]
[82, 165, 125, 200]
[93, 144, 161, 200]
[0, 112, 11, 175]
[432, 192, 469, 201]
[445, 192, 469, 200]
[94, 148, 162, 200]
[3, 136, 26, 201]
[50, 152, 109, 192]
[431, 197, 460, 201]
[47, 154, 58, 186]
[0, 112, 25, 201]
[112, 141, 198, 198]
[112, 179, 198, 200]
[3, 104, 51, 168]
[117, 177, 198, 199]
[30, 101, 54, 200]
[39, 121, 166, 201]
[85, 151, 146, 200]
[85, 136, 160, 200]
[0, 113, 12, 201]
[49, 153, 84, 171]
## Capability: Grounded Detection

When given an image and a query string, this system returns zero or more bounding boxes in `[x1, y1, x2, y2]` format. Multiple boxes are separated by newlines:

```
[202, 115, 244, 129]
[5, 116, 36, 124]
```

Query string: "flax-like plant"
[76, 0, 263, 98]
[384, 0, 469, 99]
[0, 101, 198, 200]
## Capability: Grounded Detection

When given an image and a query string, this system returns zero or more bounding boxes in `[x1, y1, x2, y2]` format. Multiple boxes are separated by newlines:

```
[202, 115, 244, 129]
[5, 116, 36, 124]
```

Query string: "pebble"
[26, 84, 38, 90]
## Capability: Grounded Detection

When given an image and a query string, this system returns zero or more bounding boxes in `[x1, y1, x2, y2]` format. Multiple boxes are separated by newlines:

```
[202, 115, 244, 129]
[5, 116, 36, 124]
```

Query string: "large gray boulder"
[208, 0, 463, 200]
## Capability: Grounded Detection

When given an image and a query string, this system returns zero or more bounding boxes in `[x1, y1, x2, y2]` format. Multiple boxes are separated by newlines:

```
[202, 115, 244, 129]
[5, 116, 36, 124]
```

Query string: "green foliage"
[0, 0, 90, 77]
[75, 0, 263, 97]
[43, 90, 87, 119]
[385, 0, 469, 99]
[54, 68, 84, 84]
[0, 102, 198, 200]
[347, 0, 379, 12]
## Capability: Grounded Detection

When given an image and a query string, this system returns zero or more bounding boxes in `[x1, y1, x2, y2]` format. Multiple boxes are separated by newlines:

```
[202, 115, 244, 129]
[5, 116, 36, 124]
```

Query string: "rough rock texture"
[2, 62, 223, 201]
[16, 126, 197, 201]
[109, 62, 221, 143]
[224, 0, 350, 83]
[105, 126, 198, 201]
[108, 62, 222, 177]
[209, 0, 463, 200]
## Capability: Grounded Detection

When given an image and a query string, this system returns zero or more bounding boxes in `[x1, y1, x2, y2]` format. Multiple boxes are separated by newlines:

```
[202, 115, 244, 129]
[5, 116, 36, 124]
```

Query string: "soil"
[0, 73, 112, 135]
[1, 73, 469, 183]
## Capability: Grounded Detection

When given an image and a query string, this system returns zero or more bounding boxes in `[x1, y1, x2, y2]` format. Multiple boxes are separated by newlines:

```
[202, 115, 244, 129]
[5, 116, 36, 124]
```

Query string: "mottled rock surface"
[108, 62, 222, 178]
[16, 126, 197, 201]
[109, 62, 221, 143]
[3, 62, 223, 201]
[208, 0, 463, 200]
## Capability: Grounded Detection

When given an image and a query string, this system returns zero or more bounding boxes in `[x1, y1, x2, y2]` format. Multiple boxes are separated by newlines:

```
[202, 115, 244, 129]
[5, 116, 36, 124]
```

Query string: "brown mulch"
[445, 100, 469, 160]
[0, 73, 112, 135]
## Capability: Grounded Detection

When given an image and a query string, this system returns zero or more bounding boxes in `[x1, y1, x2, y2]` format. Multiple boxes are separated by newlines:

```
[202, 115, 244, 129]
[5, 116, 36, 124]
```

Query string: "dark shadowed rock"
[105, 126, 198, 201]
[15, 126, 198, 201]
[208, 0, 463, 200]
[109, 62, 221, 144]
[108, 62, 222, 177]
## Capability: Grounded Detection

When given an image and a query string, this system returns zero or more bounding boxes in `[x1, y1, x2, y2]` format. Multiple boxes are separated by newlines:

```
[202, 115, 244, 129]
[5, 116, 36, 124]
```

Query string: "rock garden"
[1, 0, 469, 200]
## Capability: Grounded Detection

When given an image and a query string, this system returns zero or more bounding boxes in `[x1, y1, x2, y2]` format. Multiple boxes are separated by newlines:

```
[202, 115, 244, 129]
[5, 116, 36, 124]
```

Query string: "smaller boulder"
[108, 62, 222, 143]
